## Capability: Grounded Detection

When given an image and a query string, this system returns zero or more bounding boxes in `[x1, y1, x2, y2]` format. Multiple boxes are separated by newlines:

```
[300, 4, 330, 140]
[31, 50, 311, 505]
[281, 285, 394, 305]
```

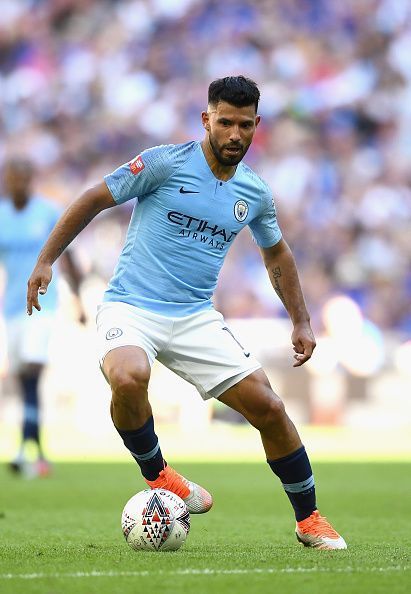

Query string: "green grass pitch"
[0, 462, 409, 594]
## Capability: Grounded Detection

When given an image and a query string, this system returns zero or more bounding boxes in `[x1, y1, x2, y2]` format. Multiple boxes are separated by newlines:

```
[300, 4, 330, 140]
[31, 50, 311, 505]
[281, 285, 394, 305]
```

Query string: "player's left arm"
[59, 250, 86, 324]
[260, 238, 316, 367]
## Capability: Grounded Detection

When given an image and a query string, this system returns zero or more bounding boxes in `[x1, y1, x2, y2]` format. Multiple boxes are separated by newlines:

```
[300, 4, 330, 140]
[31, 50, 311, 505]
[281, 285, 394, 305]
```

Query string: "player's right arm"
[27, 182, 115, 315]
[27, 143, 191, 314]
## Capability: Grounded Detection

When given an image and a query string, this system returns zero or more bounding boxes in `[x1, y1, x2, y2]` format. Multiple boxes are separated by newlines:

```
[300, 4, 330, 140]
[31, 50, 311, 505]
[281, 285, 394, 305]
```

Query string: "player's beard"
[209, 133, 250, 166]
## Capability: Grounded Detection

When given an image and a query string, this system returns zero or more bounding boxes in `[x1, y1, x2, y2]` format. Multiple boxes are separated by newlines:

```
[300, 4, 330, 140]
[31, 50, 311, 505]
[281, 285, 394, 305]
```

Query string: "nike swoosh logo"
[179, 187, 199, 194]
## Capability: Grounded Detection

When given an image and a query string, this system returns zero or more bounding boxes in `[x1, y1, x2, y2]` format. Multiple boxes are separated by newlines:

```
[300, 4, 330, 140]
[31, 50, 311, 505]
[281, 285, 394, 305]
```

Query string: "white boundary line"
[0, 566, 408, 580]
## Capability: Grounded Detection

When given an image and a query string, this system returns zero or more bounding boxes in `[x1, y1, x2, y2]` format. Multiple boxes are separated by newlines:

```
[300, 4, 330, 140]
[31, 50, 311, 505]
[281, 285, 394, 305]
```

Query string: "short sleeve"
[248, 192, 282, 248]
[104, 144, 184, 205]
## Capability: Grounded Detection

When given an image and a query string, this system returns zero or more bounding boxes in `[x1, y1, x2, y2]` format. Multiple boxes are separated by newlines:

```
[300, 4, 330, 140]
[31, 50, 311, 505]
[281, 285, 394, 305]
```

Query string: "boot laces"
[299, 511, 339, 538]
[160, 468, 190, 499]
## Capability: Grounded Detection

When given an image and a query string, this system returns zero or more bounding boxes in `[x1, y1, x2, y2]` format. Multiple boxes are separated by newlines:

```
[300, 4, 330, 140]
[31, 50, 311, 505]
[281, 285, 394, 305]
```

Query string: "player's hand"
[291, 321, 316, 367]
[27, 263, 53, 315]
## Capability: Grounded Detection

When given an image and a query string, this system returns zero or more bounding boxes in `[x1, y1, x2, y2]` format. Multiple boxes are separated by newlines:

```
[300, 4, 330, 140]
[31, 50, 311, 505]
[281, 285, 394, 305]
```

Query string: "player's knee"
[256, 395, 286, 431]
[109, 366, 150, 400]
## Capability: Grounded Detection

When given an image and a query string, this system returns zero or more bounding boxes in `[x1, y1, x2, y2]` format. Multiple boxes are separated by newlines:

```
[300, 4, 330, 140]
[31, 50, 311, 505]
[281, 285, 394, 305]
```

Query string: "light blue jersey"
[104, 141, 281, 316]
[0, 196, 60, 319]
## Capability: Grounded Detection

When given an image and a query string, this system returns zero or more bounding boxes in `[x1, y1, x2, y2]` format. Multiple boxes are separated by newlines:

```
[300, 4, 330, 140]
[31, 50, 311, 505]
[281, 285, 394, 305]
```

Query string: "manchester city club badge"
[234, 200, 249, 222]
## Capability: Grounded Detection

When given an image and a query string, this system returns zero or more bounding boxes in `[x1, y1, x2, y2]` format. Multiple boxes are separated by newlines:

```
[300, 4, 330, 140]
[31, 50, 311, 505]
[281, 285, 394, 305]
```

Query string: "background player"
[27, 76, 346, 548]
[0, 157, 85, 477]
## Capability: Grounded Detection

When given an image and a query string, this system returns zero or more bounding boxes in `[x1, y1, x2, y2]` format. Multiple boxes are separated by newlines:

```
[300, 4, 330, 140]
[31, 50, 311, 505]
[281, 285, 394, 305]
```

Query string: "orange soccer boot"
[296, 510, 347, 550]
[145, 465, 213, 514]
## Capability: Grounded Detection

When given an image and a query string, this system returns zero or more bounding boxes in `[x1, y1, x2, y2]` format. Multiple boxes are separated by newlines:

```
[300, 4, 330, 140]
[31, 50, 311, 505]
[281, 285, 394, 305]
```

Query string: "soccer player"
[0, 157, 85, 476]
[27, 76, 346, 548]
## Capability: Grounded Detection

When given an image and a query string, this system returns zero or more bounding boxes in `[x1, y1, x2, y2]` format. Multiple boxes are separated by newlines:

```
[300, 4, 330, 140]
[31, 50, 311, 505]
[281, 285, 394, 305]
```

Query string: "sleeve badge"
[129, 155, 145, 175]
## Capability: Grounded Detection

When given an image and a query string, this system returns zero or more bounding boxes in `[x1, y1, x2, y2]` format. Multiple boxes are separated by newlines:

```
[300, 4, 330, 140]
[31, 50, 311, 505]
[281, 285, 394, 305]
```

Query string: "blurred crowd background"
[0, 0, 410, 456]
[1, 0, 410, 331]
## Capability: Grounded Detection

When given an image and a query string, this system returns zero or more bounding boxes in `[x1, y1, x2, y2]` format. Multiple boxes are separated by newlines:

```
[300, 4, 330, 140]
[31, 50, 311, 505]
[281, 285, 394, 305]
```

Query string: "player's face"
[202, 102, 260, 166]
[4, 162, 33, 205]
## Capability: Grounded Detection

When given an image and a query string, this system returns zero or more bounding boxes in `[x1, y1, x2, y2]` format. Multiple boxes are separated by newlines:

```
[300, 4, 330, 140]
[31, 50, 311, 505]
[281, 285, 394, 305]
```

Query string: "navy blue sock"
[268, 445, 316, 521]
[115, 416, 165, 481]
[20, 374, 41, 445]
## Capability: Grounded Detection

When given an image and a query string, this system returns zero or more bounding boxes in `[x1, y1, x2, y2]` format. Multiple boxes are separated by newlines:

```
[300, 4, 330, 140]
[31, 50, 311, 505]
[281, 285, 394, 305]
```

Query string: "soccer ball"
[121, 489, 190, 552]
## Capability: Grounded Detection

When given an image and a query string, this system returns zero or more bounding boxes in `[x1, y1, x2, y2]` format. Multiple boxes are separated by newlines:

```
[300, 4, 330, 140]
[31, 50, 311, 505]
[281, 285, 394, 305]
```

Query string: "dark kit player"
[27, 76, 346, 549]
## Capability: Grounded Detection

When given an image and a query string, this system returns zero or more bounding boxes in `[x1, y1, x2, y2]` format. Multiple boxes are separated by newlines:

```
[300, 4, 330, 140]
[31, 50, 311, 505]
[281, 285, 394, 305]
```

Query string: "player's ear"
[201, 111, 210, 131]
[255, 115, 261, 128]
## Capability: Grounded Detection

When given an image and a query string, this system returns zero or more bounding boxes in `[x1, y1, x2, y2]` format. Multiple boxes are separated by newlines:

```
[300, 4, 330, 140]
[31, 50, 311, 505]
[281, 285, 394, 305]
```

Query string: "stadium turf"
[0, 462, 409, 594]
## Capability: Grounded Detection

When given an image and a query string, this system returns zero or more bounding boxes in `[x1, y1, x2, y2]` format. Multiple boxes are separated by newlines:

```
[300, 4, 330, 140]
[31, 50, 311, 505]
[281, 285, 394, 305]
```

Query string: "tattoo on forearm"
[80, 215, 93, 230]
[56, 244, 68, 257]
[271, 266, 287, 307]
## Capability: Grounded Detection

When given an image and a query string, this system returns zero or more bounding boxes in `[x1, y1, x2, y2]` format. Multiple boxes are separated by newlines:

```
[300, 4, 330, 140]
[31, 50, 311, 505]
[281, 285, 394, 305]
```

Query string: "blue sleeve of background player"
[50, 203, 63, 231]
[248, 192, 282, 248]
[104, 143, 196, 205]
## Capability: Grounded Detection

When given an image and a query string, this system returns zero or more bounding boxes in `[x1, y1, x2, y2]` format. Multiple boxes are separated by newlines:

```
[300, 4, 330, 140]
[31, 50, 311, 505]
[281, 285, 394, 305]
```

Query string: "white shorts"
[96, 302, 261, 400]
[5, 313, 54, 373]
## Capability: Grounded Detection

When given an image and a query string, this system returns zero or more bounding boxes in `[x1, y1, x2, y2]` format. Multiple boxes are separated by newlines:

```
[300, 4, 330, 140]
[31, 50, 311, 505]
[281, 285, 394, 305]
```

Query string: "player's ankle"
[296, 508, 317, 523]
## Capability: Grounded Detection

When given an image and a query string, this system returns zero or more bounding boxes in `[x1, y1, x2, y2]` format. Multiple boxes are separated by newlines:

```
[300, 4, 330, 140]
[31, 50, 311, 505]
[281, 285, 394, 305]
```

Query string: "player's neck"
[201, 140, 237, 182]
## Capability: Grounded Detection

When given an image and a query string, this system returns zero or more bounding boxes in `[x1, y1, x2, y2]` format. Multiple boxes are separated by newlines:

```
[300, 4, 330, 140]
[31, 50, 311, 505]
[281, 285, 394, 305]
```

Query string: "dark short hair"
[208, 76, 260, 111]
